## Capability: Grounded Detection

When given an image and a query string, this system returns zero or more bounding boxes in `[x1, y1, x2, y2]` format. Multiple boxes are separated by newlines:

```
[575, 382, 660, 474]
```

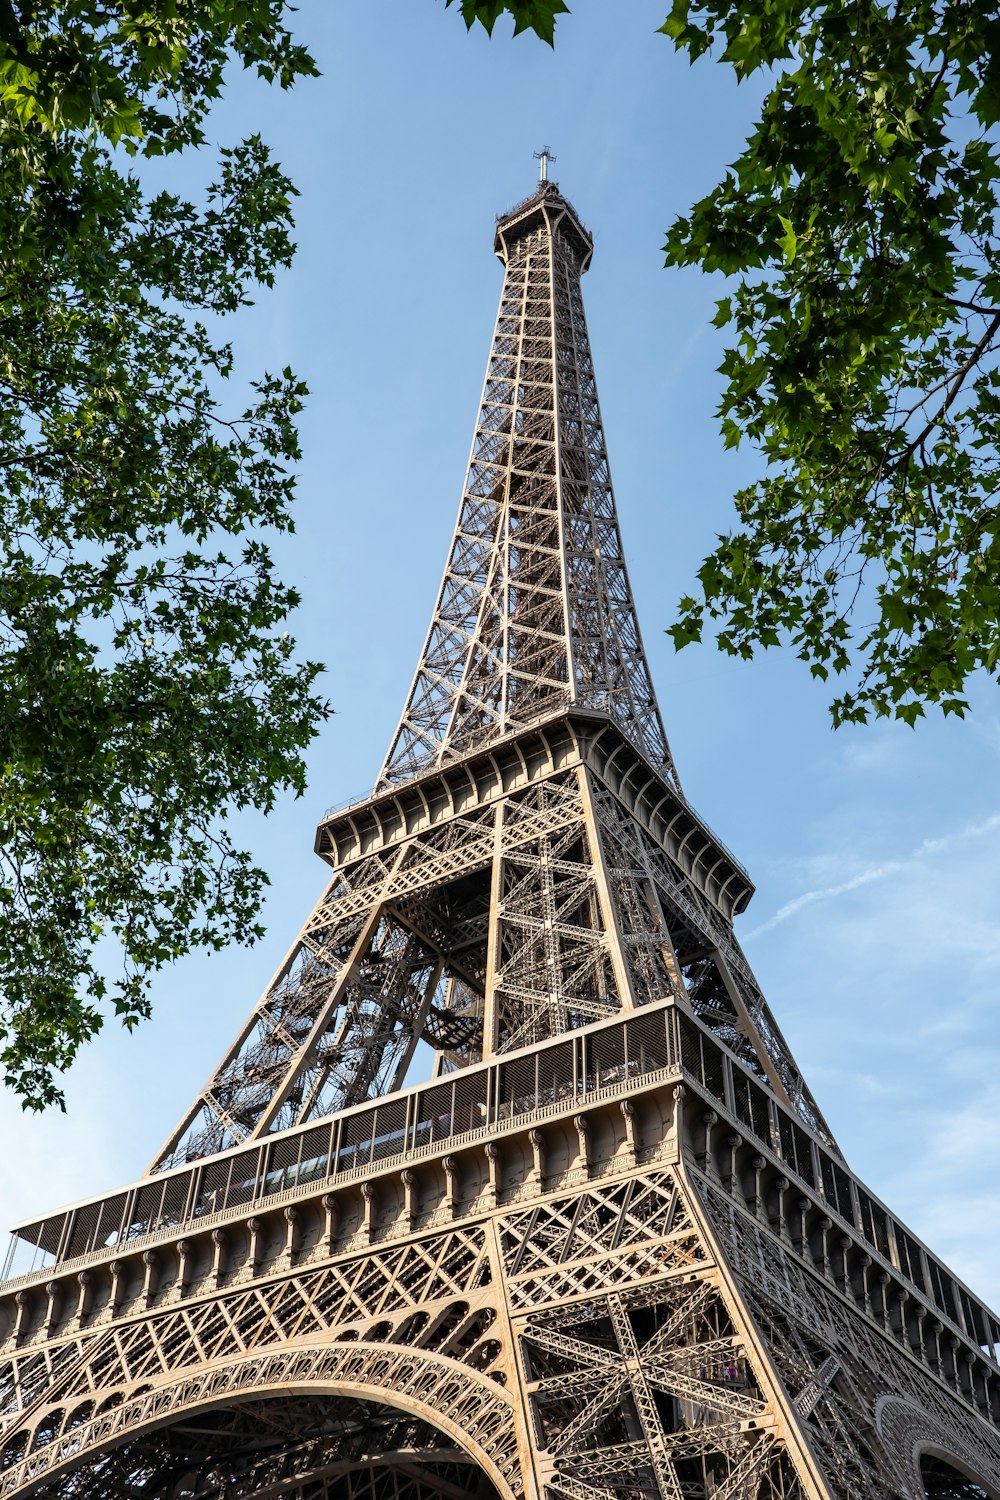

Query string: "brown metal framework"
[1, 176, 998, 1500]
[379, 186, 674, 792]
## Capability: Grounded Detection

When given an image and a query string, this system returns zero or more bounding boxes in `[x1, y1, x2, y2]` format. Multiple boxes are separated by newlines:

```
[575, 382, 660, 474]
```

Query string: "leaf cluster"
[0, 0, 316, 150]
[0, 3, 326, 1109]
[660, 0, 1000, 725]
[443, 0, 569, 45]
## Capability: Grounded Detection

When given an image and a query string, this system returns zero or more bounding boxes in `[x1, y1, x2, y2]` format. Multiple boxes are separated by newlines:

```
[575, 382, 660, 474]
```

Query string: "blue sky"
[4, 1, 1000, 1311]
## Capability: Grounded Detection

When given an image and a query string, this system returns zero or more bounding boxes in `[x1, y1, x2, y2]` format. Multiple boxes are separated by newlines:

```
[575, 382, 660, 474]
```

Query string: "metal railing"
[2, 1003, 677, 1284]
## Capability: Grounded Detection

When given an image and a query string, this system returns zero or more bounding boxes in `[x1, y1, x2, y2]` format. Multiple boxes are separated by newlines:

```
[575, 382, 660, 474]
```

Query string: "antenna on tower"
[533, 146, 556, 184]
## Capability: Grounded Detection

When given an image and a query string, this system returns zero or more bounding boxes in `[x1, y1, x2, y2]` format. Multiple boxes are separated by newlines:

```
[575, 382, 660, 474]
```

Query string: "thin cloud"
[743, 812, 1000, 940]
[883, 1083, 1000, 1308]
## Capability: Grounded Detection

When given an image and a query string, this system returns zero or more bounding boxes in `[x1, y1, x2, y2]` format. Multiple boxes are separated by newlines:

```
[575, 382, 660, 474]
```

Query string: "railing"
[318, 701, 576, 821]
[2, 1003, 677, 1283]
[319, 784, 380, 823]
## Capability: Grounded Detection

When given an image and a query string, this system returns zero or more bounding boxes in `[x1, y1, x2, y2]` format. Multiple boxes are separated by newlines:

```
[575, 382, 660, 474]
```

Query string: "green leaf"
[444, 0, 570, 43]
[775, 214, 797, 263]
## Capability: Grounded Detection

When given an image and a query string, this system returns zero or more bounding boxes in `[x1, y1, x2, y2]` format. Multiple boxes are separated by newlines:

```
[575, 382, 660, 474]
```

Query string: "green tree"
[661, 0, 1000, 727]
[454, 0, 1000, 729]
[0, 3, 323, 1110]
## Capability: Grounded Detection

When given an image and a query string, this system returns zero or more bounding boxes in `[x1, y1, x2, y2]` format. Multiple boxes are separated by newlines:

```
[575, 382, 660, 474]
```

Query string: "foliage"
[660, 0, 1000, 725]
[0, 3, 324, 1109]
[443, 0, 569, 45]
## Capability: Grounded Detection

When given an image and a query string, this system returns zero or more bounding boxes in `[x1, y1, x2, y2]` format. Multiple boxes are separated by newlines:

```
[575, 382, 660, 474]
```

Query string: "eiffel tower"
[2, 166, 999, 1500]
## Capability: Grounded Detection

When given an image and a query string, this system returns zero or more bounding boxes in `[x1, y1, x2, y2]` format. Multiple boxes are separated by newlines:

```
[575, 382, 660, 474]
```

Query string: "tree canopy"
[661, 0, 1000, 727]
[0, 2, 323, 1109]
[453, 0, 1000, 729]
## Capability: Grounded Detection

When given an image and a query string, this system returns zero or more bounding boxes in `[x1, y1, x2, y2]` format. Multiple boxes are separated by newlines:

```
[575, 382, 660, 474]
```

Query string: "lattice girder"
[151, 721, 831, 1173]
[378, 184, 675, 792]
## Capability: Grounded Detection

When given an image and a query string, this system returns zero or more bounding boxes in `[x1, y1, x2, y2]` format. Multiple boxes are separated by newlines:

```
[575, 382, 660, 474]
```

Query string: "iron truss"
[378, 183, 676, 792]
[2, 178, 999, 1500]
[148, 748, 832, 1170]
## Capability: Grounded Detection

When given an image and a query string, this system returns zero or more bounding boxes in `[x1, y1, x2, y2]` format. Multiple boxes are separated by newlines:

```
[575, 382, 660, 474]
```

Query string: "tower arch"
[0, 1344, 522, 1500]
[920, 1447, 996, 1498]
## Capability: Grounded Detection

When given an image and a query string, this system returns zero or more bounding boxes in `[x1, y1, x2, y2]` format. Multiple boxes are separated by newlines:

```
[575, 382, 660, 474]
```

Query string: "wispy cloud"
[883, 1082, 1000, 1308]
[743, 811, 1000, 940]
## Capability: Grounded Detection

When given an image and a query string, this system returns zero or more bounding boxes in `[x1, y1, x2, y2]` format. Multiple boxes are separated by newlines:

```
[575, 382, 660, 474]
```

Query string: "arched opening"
[23, 1393, 503, 1500]
[921, 1452, 994, 1499]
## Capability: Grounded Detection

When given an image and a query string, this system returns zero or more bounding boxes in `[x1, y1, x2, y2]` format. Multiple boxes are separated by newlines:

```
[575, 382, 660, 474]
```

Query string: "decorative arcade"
[1, 172, 998, 1500]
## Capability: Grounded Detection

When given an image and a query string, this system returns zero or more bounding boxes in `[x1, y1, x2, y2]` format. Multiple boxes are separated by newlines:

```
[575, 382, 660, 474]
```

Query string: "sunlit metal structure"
[1, 174, 999, 1500]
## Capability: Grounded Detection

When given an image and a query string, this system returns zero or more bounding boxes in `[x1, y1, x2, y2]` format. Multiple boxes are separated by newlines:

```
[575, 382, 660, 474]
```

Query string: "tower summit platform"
[494, 179, 594, 272]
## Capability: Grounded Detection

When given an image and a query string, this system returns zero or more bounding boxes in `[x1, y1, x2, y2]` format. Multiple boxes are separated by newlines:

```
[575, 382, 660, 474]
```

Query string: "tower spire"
[378, 180, 677, 794]
[533, 145, 556, 183]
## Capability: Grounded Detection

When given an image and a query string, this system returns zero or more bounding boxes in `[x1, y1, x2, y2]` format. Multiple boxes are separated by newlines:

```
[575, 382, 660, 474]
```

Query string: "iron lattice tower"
[1, 177, 999, 1500]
